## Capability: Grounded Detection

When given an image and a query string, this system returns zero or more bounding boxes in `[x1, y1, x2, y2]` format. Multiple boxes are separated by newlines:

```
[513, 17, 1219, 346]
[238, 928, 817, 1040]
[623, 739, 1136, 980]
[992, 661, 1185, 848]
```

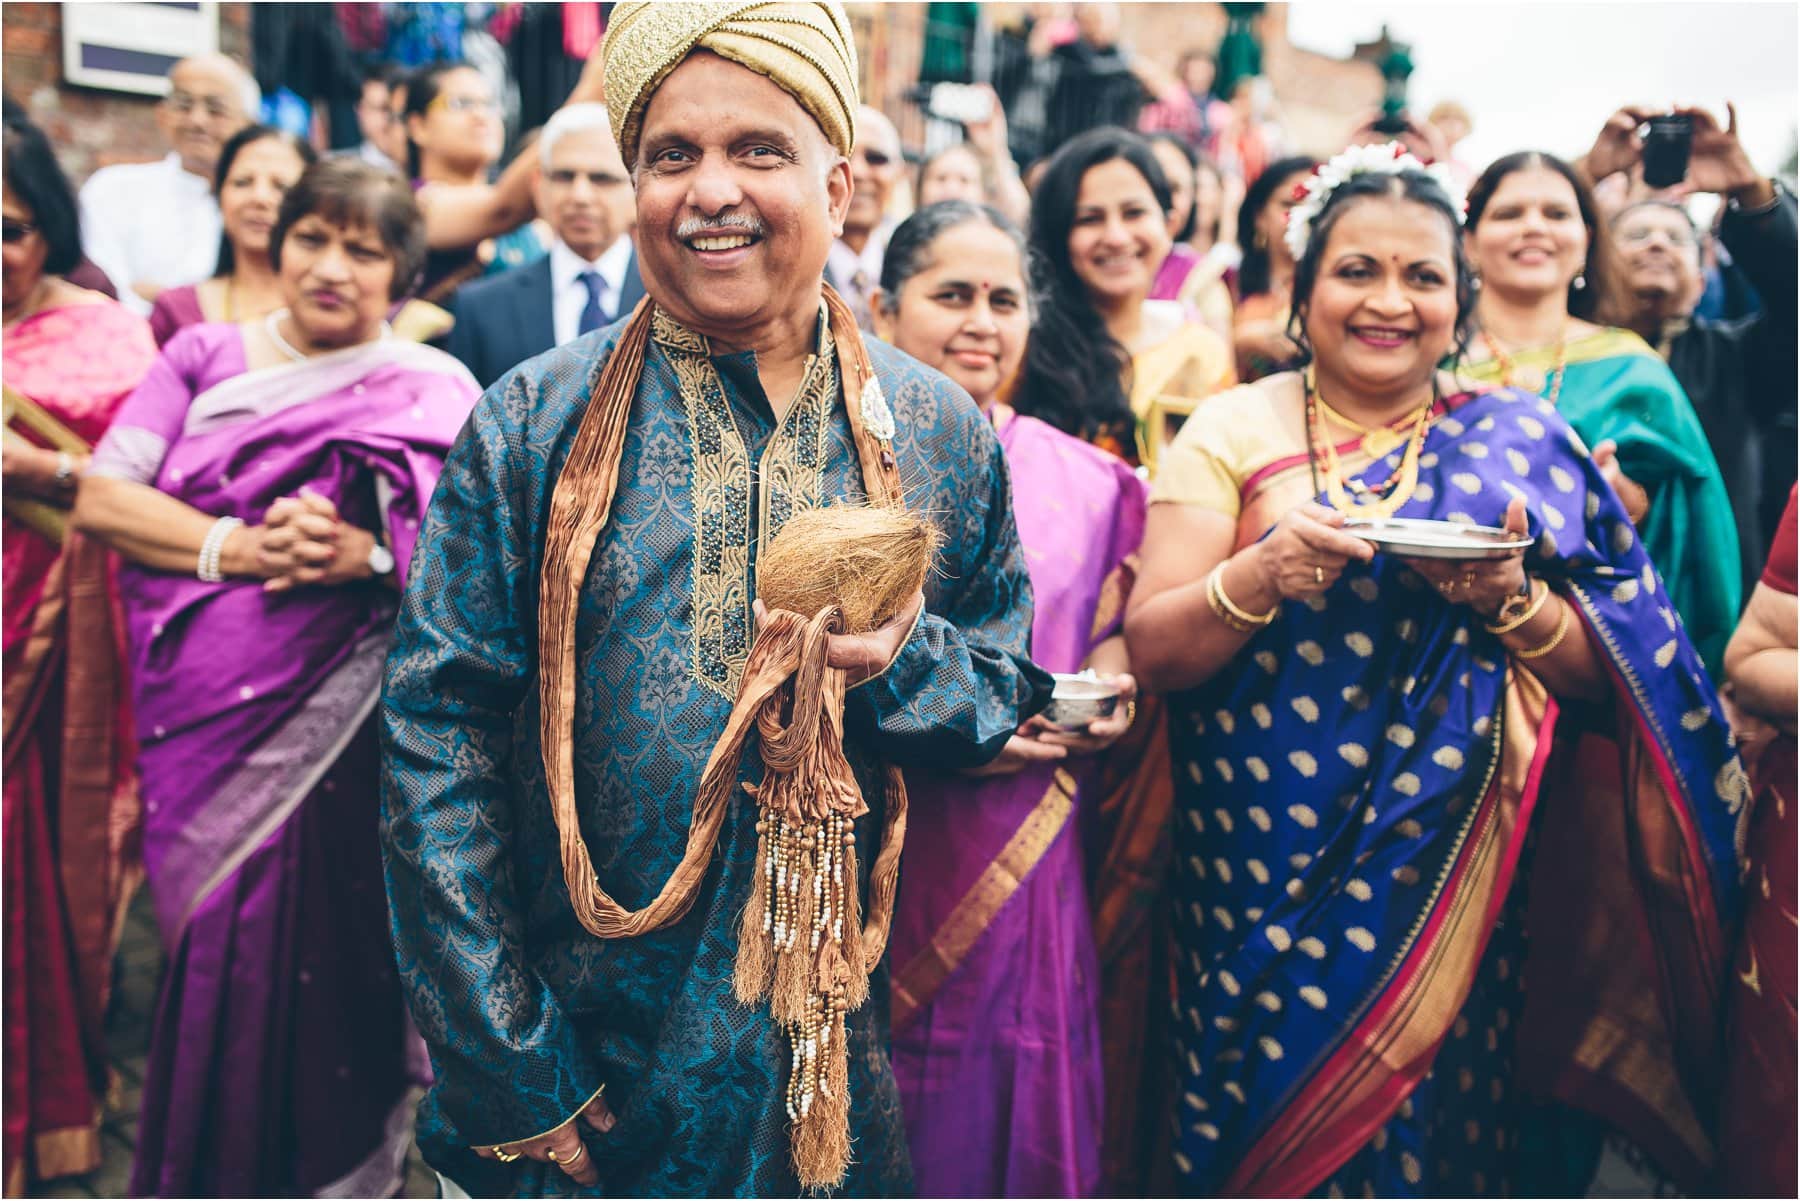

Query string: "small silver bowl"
[1043, 673, 1121, 732]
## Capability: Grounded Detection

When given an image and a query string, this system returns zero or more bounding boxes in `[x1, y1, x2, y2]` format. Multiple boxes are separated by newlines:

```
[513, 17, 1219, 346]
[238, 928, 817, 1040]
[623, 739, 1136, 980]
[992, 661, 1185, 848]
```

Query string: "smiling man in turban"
[379, 2, 1051, 1195]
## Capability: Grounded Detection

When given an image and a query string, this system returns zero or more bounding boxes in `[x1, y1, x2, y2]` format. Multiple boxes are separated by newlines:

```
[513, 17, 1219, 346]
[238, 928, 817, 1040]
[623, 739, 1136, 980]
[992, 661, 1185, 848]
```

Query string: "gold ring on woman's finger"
[492, 1146, 521, 1163]
[548, 1144, 586, 1166]
[1314, 565, 1324, 585]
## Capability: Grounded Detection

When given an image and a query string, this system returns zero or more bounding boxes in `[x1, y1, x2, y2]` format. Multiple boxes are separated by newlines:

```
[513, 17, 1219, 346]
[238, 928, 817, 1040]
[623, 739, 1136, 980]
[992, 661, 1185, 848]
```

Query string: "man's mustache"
[674, 212, 768, 239]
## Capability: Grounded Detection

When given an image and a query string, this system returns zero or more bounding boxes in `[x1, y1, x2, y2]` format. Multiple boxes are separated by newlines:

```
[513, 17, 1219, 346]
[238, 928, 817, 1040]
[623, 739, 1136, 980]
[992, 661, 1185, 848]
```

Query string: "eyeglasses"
[1617, 224, 1698, 250]
[164, 91, 238, 121]
[428, 95, 500, 118]
[1, 219, 38, 244]
[547, 169, 629, 187]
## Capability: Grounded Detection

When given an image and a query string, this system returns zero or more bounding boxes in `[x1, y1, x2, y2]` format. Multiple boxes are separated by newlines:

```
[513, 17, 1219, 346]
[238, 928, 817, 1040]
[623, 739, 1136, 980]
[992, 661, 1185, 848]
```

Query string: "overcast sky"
[1286, 1, 1798, 179]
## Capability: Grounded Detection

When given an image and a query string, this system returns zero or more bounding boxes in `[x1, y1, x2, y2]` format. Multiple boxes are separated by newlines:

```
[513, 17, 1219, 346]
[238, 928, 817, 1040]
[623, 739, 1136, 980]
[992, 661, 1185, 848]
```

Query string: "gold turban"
[602, 1, 860, 167]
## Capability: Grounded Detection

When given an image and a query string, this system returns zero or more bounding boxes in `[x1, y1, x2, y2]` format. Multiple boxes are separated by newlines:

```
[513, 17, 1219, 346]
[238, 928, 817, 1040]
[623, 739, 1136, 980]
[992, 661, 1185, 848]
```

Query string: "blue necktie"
[577, 271, 605, 335]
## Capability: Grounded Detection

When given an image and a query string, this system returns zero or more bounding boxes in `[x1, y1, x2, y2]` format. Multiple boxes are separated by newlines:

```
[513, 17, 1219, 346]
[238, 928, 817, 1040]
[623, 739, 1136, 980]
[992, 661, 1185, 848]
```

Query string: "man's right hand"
[472, 1091, 615, 1186]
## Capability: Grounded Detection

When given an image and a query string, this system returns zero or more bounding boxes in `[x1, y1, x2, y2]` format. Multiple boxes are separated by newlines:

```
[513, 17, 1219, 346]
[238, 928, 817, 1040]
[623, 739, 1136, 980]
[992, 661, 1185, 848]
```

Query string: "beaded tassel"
[734, 624, 875, 1189]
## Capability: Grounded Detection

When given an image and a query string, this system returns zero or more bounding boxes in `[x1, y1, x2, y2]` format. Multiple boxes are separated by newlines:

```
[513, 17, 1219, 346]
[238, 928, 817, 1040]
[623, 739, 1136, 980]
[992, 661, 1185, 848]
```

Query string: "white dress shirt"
[549, 235, 634, 346]
[825, 218, 895, 332]
[355, 140, 400, 173]
[77, 153, 222, 316]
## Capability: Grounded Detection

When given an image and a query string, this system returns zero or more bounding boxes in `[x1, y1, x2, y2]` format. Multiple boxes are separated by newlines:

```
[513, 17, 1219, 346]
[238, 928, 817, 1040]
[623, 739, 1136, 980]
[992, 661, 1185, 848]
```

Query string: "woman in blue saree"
[1126, 149, 1742, 1196]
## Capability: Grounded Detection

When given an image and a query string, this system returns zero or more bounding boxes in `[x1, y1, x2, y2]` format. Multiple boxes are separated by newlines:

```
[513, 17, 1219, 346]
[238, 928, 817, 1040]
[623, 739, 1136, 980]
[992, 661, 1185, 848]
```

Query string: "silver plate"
[1343, 517, 1533, 560]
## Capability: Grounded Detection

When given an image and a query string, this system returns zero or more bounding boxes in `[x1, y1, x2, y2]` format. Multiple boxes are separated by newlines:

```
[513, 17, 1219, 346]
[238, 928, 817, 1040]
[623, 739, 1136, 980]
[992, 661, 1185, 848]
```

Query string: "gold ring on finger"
[1314, 565, 1324, 585]
[548, 1144, 585, 1166]
[492, 1146, 521, 1163]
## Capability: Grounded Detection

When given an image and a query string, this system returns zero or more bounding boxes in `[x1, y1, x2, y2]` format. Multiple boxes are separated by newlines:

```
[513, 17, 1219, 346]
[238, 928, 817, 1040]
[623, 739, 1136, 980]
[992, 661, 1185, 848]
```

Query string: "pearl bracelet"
[197, 516, 243, 584]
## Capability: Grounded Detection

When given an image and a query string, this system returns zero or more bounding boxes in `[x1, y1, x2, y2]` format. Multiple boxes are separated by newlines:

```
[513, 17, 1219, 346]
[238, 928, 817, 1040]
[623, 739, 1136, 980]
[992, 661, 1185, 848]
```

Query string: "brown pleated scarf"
[537, 287, 913, 1187]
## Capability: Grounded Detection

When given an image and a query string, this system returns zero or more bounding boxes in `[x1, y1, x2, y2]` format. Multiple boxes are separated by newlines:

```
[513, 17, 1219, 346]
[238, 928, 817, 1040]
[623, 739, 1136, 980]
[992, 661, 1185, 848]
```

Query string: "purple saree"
[889, 408, 1148, 1197]
[87, 324, 480, 1196]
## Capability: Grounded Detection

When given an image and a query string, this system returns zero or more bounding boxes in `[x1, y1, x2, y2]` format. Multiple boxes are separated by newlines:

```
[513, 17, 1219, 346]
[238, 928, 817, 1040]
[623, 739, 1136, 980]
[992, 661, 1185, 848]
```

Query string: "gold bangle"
[1484, 578, 1551, 635]
[1207, 562, 1278, 633]
[1514, 598, 1571, 660]
[1205, 567, 1253, 633]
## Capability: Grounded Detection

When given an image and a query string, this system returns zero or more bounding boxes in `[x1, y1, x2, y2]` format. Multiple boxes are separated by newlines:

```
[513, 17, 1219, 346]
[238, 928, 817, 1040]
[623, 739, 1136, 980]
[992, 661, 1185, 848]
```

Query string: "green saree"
[1462, 327, 1740, 671]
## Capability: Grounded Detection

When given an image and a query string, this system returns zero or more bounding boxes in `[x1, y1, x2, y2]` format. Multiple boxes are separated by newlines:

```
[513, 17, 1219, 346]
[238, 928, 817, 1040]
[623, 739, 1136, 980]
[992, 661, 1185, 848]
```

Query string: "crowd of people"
[2, 2, 1794, 1199]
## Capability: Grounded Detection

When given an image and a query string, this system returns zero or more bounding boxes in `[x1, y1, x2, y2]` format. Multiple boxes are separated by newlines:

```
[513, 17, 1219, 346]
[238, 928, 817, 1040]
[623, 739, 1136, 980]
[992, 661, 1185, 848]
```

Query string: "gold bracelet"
[1514, 598, 1571, 660]
[1207, 562, 1277, 633]
[1205, 569, 1253, 633]
[1484, 578, 1551, 635]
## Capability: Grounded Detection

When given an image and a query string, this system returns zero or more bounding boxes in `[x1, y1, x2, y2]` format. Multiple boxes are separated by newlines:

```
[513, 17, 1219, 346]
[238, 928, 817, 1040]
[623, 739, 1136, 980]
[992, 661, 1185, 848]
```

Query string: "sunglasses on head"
[1, 219, 38, 245]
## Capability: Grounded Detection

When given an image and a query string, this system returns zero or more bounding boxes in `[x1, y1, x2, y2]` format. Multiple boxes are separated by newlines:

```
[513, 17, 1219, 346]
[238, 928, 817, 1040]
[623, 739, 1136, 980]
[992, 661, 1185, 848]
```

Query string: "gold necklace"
[1305, 366, 1432, 519]
[1312, 392, 1414, 460]
[1480, 326, 1567, 406]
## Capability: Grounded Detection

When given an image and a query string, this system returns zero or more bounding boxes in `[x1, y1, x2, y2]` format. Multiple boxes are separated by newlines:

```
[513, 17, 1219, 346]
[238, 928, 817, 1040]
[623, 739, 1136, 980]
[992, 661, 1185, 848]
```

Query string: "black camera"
[1640, 114, 1693, 189]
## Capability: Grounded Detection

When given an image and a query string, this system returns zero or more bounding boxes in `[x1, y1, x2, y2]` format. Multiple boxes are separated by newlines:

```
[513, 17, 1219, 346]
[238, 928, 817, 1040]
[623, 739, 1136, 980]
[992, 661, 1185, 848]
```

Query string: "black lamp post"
[1357, 24, 1415, 136]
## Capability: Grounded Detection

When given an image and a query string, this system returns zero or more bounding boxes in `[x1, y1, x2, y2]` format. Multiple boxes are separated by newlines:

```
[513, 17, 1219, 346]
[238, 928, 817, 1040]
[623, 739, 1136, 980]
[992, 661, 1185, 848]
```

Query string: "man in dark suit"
[448, 103, 645, 388]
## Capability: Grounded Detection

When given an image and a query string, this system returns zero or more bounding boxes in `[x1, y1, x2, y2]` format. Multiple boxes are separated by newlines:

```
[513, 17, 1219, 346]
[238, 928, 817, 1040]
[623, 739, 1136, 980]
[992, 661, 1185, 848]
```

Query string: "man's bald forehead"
[170, 53, 258, 111]
[856, 105, 899, 155]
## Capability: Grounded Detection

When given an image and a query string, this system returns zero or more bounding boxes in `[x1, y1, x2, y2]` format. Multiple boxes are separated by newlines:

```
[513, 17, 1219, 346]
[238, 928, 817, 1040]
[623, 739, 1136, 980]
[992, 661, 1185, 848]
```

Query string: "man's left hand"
[752, 591, 925, 687]
[1679, 102, 1773, 206]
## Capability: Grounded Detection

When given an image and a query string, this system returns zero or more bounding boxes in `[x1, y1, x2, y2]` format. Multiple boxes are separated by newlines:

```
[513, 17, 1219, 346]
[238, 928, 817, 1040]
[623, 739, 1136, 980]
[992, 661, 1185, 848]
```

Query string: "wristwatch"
[1490, 576, 1535, 626]
[366, 541, 395, 578]
[1728, 176, 1786, 216]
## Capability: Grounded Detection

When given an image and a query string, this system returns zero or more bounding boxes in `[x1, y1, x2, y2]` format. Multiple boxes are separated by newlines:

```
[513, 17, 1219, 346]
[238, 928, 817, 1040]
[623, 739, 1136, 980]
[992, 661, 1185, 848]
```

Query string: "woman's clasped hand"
[248, 488, 380, 592]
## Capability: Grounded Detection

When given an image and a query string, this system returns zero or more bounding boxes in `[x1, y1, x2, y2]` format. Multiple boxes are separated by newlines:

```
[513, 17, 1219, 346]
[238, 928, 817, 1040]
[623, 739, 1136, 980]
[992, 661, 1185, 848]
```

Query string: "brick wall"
[2, 2, 252, 187]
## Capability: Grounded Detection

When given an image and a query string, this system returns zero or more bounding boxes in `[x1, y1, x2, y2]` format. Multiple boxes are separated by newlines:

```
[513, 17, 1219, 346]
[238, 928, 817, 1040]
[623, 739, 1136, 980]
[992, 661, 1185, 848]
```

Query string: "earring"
[1470, 272, 1482, 291]
[1253, 230, 1267, 251]
[1572, 273, 1587, 291]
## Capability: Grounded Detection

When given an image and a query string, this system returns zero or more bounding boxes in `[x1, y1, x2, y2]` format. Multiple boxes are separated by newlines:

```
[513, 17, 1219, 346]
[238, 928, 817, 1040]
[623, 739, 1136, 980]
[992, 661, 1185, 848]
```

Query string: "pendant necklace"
[1304, 366, 1433, 520]
[1312, 391, 1412, 460]
[1480, 326, 1567, 407]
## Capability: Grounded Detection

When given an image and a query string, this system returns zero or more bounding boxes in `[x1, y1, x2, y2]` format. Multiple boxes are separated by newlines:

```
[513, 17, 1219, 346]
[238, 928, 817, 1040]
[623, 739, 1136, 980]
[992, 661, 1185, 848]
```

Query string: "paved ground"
[31, 896, 1659, 1200]
[27, 892, 436, 1200]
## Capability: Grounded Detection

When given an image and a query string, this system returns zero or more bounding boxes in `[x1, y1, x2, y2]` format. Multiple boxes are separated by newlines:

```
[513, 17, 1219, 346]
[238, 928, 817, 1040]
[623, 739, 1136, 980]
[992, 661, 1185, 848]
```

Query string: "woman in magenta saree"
[75, 160, 481, 1197]
[1128, 152, 1742, 1196]
[2, 112, 158, 1189]
[873, 203, 1149, 1195]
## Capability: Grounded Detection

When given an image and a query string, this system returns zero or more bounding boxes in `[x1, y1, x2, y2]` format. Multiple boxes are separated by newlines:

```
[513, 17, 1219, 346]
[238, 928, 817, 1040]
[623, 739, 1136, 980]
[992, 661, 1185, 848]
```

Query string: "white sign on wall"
[62, 1, 220, 97]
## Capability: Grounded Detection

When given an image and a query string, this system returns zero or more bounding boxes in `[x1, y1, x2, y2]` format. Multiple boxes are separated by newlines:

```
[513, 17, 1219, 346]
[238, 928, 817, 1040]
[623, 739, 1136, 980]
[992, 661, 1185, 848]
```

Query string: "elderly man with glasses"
[76, 55, 258, 316]
[1587, 103, 1796, 592]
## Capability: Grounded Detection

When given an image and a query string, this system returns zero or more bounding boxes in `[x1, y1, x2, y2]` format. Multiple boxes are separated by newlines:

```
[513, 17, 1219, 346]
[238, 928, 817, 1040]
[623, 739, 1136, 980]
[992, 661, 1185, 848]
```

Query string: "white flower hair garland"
[1283, 141, 1466, 261]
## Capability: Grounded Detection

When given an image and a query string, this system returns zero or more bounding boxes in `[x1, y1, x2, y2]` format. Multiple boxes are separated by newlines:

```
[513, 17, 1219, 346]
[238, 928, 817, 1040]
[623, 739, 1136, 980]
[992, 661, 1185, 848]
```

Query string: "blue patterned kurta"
[379, 312, 1051, 1197]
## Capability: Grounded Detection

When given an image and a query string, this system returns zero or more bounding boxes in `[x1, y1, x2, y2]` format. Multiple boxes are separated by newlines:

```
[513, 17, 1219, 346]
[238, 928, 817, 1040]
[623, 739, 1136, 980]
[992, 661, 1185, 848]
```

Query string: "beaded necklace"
[1304, 365, 1433, 519]
[1479, 327, 1568, 406]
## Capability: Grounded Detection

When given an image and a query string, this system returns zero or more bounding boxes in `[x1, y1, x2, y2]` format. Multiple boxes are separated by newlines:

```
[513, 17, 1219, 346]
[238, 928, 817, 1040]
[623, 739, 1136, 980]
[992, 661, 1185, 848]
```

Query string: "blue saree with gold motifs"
[1162, 385, 1743, 1197]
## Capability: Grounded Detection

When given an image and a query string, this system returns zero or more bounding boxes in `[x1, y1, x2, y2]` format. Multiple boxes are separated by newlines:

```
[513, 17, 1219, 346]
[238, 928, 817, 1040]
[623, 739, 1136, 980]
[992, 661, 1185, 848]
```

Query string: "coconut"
[756, 505, 940, 633]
